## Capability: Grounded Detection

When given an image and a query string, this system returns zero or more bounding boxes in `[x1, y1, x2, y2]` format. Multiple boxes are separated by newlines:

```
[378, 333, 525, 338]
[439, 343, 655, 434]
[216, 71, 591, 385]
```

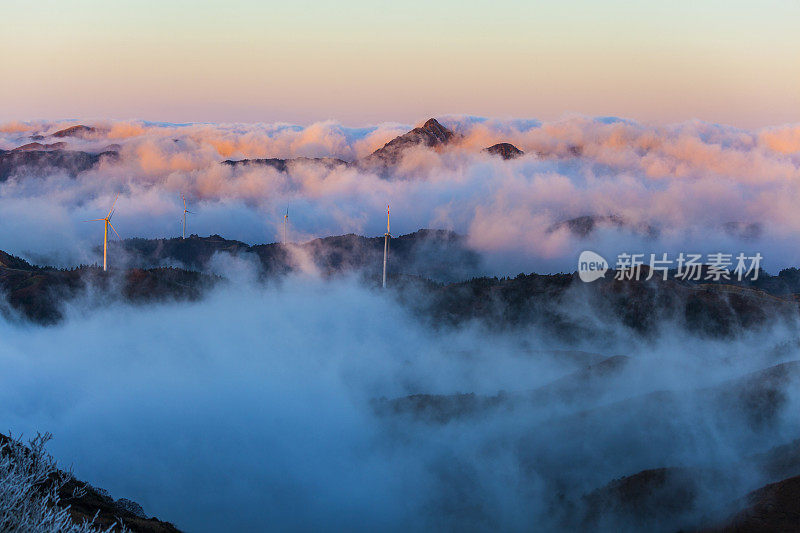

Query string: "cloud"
[1, 116, 800, 273]
[0, 275, 798, 531]
[0, 120, 37, 134]
[759, 125, 800, 155]
[3, 115, 800, 531]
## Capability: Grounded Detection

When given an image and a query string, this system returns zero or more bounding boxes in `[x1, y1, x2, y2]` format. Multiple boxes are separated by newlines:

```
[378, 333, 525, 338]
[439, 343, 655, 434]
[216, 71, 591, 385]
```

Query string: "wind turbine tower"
[181, 194, 194, 239]
[283, 207, 289, 245]
[87, 194, 121, 272]
[382, 205, 391, 288]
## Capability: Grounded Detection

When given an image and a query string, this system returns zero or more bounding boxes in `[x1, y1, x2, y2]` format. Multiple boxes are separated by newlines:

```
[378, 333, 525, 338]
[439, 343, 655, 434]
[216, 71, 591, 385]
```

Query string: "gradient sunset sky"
[2, 0, 798, 128]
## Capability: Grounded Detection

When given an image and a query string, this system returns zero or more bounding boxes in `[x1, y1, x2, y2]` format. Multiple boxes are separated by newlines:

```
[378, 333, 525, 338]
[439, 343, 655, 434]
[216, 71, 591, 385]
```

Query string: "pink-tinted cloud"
[1, 116, 800, 272]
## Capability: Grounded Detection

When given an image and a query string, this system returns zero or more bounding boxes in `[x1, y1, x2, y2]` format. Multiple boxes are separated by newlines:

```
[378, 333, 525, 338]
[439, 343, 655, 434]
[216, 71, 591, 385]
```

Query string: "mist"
[2, 116, 800, 274]
[2, 115, 800, 530]
[1, 270, 798, 531]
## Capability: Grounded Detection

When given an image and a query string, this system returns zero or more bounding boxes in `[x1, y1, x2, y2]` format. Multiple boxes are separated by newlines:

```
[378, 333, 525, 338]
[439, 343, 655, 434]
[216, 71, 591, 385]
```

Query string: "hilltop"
[0, 250, 216, 324]
[111, 228, 481, 282]
[0, 149, 118, 181]
[1, 119, 526, 181]
[4, 230, 800, 340]
[218, 118, 524, 173]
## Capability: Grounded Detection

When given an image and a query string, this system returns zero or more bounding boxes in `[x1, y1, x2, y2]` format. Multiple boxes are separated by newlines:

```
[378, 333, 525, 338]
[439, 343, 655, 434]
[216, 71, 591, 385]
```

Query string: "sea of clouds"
[0, 275, 798, 531]
[2, 116, 800, 530]
[1, 116, 800, 274]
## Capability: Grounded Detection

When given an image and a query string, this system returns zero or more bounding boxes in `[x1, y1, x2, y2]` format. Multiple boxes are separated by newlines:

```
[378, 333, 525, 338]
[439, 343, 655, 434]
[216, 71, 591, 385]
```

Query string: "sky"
[1, 0, 799, 128]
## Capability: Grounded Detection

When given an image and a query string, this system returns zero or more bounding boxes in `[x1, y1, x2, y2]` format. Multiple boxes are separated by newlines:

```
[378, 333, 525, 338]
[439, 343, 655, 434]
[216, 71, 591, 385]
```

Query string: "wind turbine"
[283, 206, 289, 245]
[181, 194, 194, 239]
[87, 194, 120, 272]
[382, 204, 391, 288]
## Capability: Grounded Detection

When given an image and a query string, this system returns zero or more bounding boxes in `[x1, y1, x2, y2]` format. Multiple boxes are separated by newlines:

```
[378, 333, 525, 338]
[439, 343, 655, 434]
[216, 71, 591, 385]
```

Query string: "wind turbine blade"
[109, 208, 116, 221]
[106, 194, 120, 219]
[85, 219, 105, 222]
[108, 222, 121, 240]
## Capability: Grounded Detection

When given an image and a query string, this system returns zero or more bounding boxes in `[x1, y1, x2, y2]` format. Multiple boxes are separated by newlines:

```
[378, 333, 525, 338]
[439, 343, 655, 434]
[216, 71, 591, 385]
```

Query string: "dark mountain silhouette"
[379, 356, 800, 430]
[220, 157, 349, 171]
[6, 229, 800, 333]
[484, 142, 523, 159]
[376, 354, 630, 423]
[397, 263, 800, 344]
[115, 229, 481, 282]
[588, 464, 800, 533]
[0, 229, 480, 324]
[0, 149, 119, 181]
[361, 118, 459, 168]
[220, 119, 526, 171]
[750, 438, 800, 481]
[0, 432, 181, 532]
[0, 251, 216, 324]
[548, 214, 659, 239]
[50, 124, 99, 138]
[59, 474, 180, 533]
[583, 462, 800, 533]
[220, 119, 460, 171]
[707, 474, 800, 532]
[0, 250, 36, 270]
[11, 141, 67, 151]
[578, 467, 711, 531]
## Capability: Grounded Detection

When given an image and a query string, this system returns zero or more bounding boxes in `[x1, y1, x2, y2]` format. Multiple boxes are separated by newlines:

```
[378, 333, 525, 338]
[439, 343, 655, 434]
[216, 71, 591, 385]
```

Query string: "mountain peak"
[416, 118, 453, 144]
[485, 142, 524, 160]
[50, 125, 98, 139]
[0, 250, 34, 270]
[12, 141, 67, 152]
[362, 118, 457, 169]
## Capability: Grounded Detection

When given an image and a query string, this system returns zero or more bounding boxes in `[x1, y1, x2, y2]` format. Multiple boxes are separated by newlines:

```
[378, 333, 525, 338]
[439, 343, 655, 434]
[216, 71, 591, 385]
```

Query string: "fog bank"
[0, 276, 798, 531]
[2, 116, 800, 274]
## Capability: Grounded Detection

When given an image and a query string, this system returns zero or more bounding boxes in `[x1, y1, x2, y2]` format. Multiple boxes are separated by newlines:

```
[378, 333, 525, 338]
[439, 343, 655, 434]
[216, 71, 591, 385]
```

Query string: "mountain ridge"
[2, 119, 525, 179]
[219, 118, 525, 172]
